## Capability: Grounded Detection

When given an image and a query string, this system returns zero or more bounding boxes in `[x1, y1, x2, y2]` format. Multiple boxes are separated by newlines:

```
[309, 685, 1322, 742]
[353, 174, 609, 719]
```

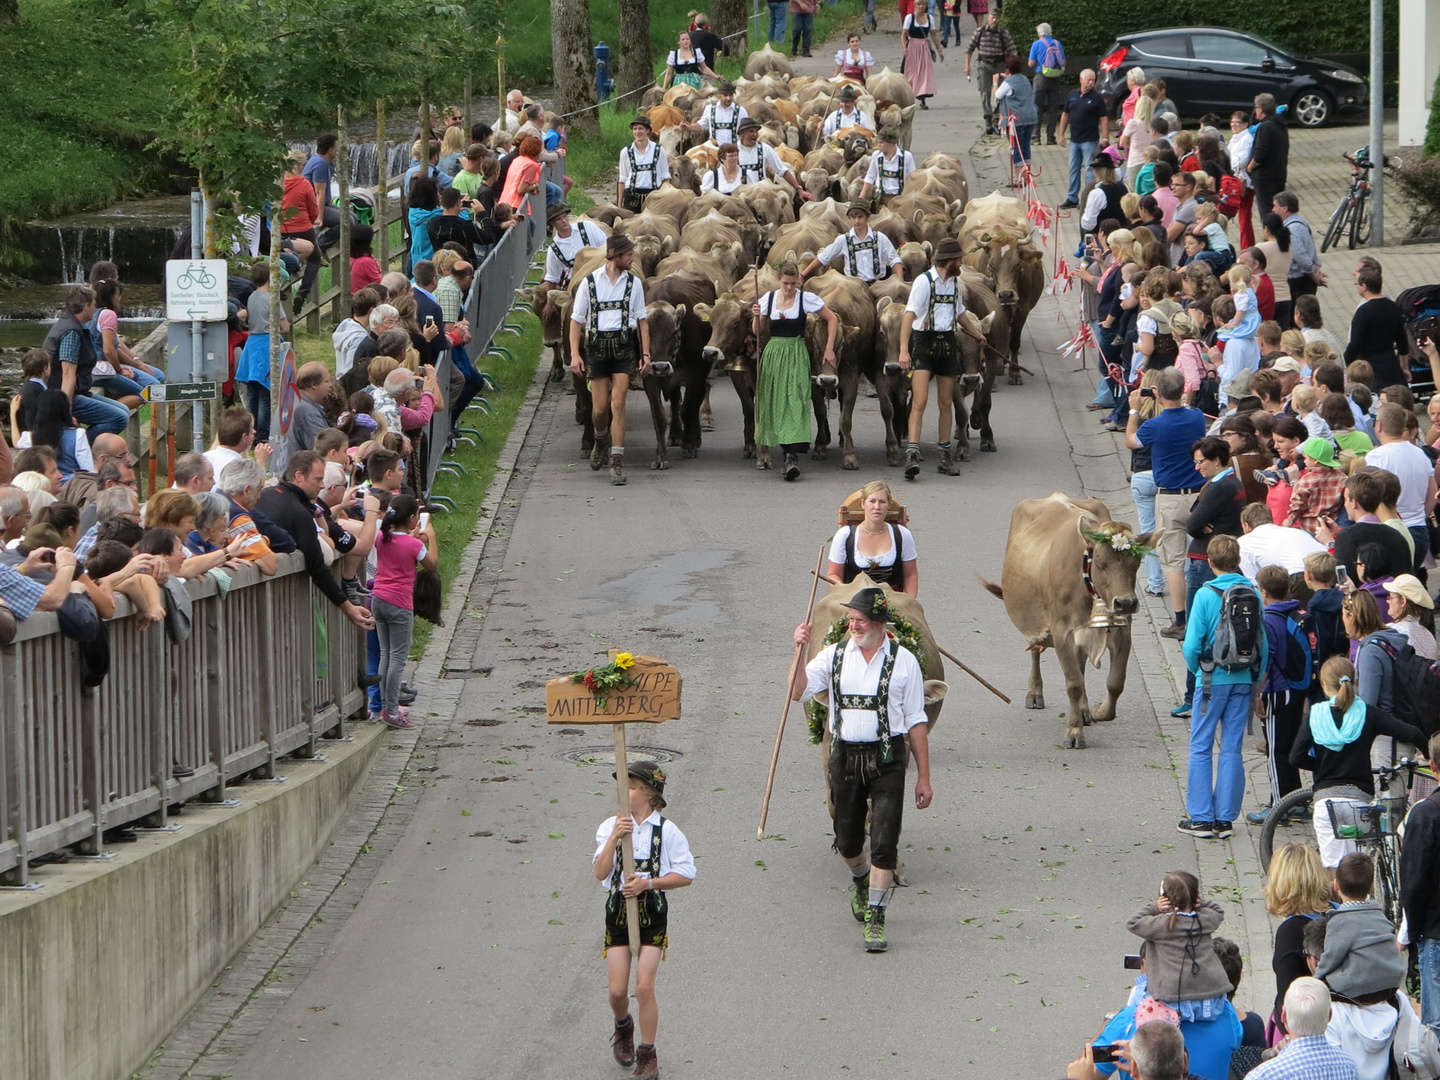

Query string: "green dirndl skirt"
[755, 336, 813, 447]
[673, 72, 702, 89]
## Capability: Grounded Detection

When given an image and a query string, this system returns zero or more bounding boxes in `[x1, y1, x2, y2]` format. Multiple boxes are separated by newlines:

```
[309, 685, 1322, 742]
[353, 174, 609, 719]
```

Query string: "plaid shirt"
[0, 564, 48, 621]
[1247, 1035, 1359, 1080]
[1287, 464, 1347, 534]
[966, 25, 1016, 59]
[436, 275, 466, 325]
[74, 523, 100, 560]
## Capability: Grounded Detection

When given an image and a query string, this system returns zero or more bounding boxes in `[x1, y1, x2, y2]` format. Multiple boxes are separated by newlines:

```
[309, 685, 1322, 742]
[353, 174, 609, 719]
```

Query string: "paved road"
[152, 16, 1440, 1080]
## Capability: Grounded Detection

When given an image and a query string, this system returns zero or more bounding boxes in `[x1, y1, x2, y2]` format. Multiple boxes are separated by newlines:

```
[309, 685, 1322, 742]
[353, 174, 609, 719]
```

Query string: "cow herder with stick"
[791, 587, 932, 952]
[594, 762, 695, 1078]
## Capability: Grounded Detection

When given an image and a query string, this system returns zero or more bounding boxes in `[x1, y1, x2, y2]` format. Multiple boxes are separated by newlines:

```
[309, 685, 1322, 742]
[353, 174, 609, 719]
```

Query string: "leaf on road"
[548, 832, 565, 839]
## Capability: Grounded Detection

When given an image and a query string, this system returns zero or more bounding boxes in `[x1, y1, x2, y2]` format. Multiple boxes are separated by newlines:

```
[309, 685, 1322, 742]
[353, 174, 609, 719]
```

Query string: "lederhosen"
[603, 817, 669, 951]
[549, 223, 599, 286]
[911, 270, 960, 378]
[876, 152, 907, 203]
[623, 145, 659, 212]
[843, 231, 886, 281]
[842, 523, 903, 586]
[707, 103, 741, 146]
[584, 271, 638, 377]
[737, 144, 768, 186]
[826, 643, 910, 869]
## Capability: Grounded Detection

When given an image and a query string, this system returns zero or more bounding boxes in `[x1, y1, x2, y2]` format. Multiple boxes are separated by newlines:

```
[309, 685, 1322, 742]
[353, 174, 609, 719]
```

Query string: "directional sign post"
[142, 382, 218, 404]
[169, 193, 226, 454]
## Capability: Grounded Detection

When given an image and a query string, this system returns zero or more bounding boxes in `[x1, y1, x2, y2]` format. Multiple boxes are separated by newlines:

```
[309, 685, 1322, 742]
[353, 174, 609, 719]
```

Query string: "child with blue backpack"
[1249, 564, 1313, 826]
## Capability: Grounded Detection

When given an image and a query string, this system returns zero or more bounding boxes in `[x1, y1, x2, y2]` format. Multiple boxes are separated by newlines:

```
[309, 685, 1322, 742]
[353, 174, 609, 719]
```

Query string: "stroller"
[1396, 282, 1440, 400]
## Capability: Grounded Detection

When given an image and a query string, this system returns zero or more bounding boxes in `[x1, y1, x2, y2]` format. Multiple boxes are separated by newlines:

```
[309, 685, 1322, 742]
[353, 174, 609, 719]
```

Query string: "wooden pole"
[337, 104, 352, 322]
[464, 73, 472, 140]
[935, 645, 1013, 705]
[756, 545, 827, 840]
[376, 99, 389, 271]
[268, 194, 282, 452]
[147, 406, 158, 497]
[613, 723, 642, 957]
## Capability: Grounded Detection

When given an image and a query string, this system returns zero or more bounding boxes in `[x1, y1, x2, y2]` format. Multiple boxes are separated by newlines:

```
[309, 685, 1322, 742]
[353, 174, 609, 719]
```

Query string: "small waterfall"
[287, 141, 412, 189]
[52, 226, 118, 284]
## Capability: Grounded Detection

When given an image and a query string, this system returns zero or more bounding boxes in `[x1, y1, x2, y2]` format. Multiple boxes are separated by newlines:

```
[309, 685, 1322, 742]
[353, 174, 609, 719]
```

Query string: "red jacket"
[281, 174, 320, 235]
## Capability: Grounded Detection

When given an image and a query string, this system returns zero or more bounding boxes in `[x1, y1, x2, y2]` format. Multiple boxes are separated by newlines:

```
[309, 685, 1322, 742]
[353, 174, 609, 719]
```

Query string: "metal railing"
[0, 555, 367, 887]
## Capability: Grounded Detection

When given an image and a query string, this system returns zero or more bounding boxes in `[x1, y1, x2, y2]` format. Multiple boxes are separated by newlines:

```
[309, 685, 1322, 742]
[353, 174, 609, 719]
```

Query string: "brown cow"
[766, 218, 839, 269]
[680, 208, 760, 267]
[643, 185, 697, 223]
[684, 191, 760, 229]
[871, 297, 912, 466]
[801, 197, 851, 235]
[694, 294, 759, 457]
[733, 181, 797, 238]
[744, 45, 794, 81]
[617, 210, 682, 277]
[584, 203, 635, 228]
[969, 233, 1045, 385]
[640, 269, 718, 465]
[953, 269, 1009, 456]
[980, 494, 1158, 749]
[868, 206, 913, 249]
[805, 270, 878, 471]
[654, 243, 746, 295]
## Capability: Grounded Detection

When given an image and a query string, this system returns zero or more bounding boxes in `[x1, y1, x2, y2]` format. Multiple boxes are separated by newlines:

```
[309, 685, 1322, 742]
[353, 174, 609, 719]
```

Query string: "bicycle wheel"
[1259, 787, 1317, 873]
[1369, 841, 1403, 923]
[1320, 195, 1351, 254]
[1350, 189, 1371, 249]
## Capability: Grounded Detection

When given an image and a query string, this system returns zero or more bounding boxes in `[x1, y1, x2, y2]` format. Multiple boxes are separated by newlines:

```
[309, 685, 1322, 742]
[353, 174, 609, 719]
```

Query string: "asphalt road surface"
[202, 25, 1281, 1080]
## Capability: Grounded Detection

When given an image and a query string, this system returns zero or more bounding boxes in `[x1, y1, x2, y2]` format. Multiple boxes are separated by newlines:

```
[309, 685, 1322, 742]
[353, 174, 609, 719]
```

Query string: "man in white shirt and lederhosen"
[791, 587, 933, 954]
[858, 129, 916, 207]
[569, 234, 652, 486]
[689, 80, 749, 146]
[542, 201, 605, 289]
[735, 118, 814, 202]
[801, 202, 903, 284]
[898, 236, 988, 480]
[822, 85, 872, 138]
[617, 116, 671, 213]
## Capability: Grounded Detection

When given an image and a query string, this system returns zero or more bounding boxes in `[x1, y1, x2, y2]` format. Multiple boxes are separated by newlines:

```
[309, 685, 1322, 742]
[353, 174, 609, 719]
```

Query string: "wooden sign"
[545, 656, 682, 724]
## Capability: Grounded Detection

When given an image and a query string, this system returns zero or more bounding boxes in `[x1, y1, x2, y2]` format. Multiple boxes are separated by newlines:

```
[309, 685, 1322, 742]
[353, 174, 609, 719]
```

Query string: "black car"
[1095, 27, 1368, 128]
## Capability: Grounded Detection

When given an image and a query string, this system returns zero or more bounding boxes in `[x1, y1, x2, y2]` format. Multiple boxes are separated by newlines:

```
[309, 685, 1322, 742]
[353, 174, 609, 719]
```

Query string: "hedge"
[995, 2, 1398, 60]
[1427, 64, 1440, 157]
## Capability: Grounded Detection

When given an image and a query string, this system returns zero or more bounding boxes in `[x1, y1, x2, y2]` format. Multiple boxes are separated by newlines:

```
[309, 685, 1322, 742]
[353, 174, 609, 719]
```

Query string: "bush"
[996, 1, 1398, 59]
[1387, 153, 1440, 236]
[1426, 65, 1440, 158]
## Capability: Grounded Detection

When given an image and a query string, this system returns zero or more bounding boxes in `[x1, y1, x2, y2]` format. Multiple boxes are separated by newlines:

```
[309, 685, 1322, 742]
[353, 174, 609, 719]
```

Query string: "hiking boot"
[1212, 820, 1235, 839]
[783, 453, 800, 481]
[1176, 819, 1215, 838]
[612, 1015, 636, 1067]
[590, 436, 610, 471]
[633, 1043, 658, 1078]
[610, 454, 627, 486]
[851, 876, 868, 923]
[904, 447, 920, 481]
[937, 447, 959, 475]
[863, 905, 888, 952]
[1160, 622, 1186, 640]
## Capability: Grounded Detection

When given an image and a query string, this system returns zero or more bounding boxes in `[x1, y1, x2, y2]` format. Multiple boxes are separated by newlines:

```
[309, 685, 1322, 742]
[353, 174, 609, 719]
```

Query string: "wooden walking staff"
[547, 653, 682, 958]
[757, 544, 827, 840]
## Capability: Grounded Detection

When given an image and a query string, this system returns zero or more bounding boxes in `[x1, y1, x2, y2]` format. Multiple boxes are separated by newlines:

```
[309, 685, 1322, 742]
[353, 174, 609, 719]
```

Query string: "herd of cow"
[525, 44, 1048, 475]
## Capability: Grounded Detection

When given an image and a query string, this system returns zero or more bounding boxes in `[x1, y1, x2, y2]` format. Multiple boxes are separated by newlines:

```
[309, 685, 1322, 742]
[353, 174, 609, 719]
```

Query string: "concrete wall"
[1399, 0, 1440, 146]
[0, 723, 383, 1080]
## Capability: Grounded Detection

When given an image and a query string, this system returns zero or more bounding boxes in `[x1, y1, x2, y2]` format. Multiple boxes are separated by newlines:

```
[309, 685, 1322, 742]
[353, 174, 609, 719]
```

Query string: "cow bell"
[1087, 598, 1130, 629]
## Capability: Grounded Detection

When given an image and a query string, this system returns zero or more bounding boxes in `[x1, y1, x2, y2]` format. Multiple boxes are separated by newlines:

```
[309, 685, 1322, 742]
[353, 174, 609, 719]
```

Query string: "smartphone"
[425, 315, 436, 327]
[1335, 565, 1351, 589]
[1092, 1045, 1118, 1065]
[1139, 387, 1156, 399]
[1123, 954, 1143, 970]
[418, 512, 430, 533]
[414, 377, 425, 390]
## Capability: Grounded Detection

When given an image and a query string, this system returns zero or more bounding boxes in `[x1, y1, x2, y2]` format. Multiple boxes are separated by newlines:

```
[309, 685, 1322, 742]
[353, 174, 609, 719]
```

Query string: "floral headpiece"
[1082, 526, 1154, 559]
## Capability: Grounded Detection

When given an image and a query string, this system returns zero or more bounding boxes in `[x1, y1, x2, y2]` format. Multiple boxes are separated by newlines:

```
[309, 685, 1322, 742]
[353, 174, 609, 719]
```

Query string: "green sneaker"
[863, 905, 888, 952]
[851, 876, 867, 922]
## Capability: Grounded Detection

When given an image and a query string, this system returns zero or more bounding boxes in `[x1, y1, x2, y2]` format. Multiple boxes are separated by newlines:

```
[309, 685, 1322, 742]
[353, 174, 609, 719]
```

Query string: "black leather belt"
[1158, 486, 1202, 495]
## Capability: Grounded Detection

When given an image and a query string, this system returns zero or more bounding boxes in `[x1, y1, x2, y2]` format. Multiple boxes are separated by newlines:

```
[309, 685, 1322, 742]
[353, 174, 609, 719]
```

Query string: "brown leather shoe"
[1160, 622, 1187, 640]
[612, 1016, 635, 1067]
[633, 1043, 658, 1077]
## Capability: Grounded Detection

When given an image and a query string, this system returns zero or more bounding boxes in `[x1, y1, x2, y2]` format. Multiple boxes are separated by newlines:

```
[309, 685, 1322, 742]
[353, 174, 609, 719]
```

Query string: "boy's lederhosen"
[603, 816, 669, 952]
[622, 146, 658, 212]
[912, 270, 960, 378]
[876, 153, 906, 204]
[584, 271, 639, 379]
[827, 644, 909, 870]
[737, 145, 767, 186]
[843, 232, 885, 282]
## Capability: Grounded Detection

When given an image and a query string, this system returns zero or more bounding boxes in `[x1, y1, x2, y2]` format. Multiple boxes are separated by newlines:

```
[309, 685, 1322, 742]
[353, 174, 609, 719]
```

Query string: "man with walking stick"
[790, 587, 932, 953]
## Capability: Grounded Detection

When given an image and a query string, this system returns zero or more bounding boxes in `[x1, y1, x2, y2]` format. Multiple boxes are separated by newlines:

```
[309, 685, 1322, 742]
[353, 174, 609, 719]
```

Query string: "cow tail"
[977, 575, 1003, 600]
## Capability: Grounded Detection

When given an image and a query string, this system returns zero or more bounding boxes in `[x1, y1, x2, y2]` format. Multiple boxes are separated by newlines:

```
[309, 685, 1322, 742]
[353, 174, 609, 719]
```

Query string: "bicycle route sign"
[164, 259, 229, 322]
[142, 382, 218, 403]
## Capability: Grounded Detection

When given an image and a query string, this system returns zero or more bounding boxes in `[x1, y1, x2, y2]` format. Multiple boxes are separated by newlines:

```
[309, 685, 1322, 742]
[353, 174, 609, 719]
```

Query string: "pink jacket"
[789, 0, 817, 12]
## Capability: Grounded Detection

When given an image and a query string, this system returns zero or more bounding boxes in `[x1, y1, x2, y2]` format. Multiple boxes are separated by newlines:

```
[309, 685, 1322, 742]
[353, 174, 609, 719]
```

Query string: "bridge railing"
[0, 555, 366, 887]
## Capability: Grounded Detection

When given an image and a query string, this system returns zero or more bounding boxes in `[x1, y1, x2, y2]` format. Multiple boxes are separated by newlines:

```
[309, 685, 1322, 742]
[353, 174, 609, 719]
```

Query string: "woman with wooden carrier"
[826, 481, 919, 596]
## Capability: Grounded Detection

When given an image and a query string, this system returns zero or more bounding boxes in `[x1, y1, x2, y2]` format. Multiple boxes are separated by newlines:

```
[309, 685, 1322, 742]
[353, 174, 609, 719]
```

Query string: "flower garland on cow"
[1079, 526, 1155, 628]
[806, 611, 927, 744]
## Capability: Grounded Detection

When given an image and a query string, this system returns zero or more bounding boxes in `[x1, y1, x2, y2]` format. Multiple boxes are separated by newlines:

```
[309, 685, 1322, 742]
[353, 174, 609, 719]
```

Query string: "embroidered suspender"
[587, 272, 635, 334]
[627, 146, 658, 191]
[551, 223, 598, 279]
[879, 152, 906, 192]
[710, 104, 738, 144]
[844, 232, 879, 277]
[738, 147, 765, 184]
[606, 816, 669, 925]
[828, 642, 898, 763]
[923, 270, 958, 330]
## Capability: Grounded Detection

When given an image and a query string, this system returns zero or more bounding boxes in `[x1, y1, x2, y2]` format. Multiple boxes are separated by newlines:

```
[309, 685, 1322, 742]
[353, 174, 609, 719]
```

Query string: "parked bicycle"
[1258, 759, 1421, 922]
[1320, 147, 1387, 254]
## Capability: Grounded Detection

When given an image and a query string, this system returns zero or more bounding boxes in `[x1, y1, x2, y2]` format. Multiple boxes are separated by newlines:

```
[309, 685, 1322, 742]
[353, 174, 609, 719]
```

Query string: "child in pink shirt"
[371, 494, 438, 727]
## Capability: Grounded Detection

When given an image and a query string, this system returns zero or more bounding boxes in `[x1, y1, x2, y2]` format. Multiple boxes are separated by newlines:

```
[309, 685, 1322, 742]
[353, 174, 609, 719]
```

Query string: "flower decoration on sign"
[1082, 526, 1154, 559]
[570, 654, 641, 710]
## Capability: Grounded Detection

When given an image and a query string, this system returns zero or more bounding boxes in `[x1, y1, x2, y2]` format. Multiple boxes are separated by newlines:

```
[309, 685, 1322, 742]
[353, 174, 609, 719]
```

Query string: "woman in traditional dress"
[661, 31, 717, 91]
[827, 480, 919, 595]
[750, 261, 838, 483]
[902, 3, 943, 109]
[699, 143, 744, 195]
[833, 34, 874, 83]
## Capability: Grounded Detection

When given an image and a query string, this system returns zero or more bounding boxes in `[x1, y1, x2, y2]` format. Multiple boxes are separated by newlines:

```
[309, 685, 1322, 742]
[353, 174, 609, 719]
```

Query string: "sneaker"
[863, 905, 888, 952]
[851, 876, 868, 923]
[904, 447, 920, 481]
[1245, 809, 1271, 826]
[1160, 622, 1187, 640]
[1058, 200, 1078, 210]
[1170, 701, 1192, 719]
[341, 577, 371, 605]
[381, 710, 416, 729]
[398, 683, 419, 706]
[633, 1043, 658, 1078]
[366, 708, 384, 722]
[1213, 821, 1235, 839]
[1176, 819, 1215, 838]
[612, 1015, 636, 1067]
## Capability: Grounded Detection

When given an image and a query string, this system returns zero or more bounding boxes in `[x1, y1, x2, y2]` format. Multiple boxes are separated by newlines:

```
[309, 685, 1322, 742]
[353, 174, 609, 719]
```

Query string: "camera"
[1093, 1045, 1119, 1064]
[1139, 387, 1156, 399]
[1123, 954, 1142, 970]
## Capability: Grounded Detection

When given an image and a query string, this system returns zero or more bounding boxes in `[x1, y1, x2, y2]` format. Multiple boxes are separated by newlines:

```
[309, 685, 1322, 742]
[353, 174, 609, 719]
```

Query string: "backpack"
[1393, 989, 1440, 1080]
[1277, 614, 1312, 690]
[1040, 38, 1064, 78]
[1300, 606, 1347, 686]
[1371, 637, 1440, 740]
[1203, 582, 1264, 674]
[1217, 174, 1244, 215]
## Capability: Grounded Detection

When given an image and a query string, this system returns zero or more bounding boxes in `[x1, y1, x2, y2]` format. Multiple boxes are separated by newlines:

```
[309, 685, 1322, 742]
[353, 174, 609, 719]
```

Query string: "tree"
[712, 0, 748, 57]
[1, 0, 18, 22]
[616, 0, 651, 112]
[552, 0, 599, 137]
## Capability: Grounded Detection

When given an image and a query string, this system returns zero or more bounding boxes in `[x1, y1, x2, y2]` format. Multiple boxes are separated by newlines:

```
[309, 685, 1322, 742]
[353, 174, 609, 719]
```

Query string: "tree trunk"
[0, 0, 18, 22]
[616, 0, 651, 112]
[376, 99, 388, 271]
[336, 104, 351, 322]
[551, 0, 599, 136]
[712, 0, 748, 57]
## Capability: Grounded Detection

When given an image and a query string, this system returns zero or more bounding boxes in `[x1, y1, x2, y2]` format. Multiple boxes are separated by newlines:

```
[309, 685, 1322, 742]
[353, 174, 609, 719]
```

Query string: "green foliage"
[1388, 155, 1440, 233]
[1427, 64, 1440, 158]
[994, 1, 1397, 59]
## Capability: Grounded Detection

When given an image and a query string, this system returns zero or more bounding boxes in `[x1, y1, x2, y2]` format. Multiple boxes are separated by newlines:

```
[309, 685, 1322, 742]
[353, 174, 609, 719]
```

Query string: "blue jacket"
[1261, 599, 1306, 694]
[1356, 627, 1409, 714]
[1182, 572, 1269, 682]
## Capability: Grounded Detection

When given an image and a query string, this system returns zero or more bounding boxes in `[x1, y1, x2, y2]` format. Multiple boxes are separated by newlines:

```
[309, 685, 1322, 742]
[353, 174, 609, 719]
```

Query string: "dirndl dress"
[755, 289, 821, 448]
[903, 16, 937, 98]
[669, 49, 705, 90]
